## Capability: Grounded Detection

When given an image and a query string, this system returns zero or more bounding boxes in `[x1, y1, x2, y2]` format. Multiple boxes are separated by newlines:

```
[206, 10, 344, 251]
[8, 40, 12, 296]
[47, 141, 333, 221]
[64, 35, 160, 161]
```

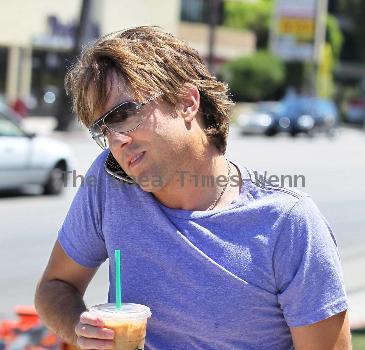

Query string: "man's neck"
[152, 152, 231, 211]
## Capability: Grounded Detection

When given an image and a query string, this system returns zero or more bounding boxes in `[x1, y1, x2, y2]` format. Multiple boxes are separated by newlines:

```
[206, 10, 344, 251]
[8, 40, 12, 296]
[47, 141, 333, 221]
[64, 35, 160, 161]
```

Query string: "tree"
[223, 0, 273, 49]
[326, 14, 343, 65]
[335, 0, 365, 62]
[220, 51, 285, 101]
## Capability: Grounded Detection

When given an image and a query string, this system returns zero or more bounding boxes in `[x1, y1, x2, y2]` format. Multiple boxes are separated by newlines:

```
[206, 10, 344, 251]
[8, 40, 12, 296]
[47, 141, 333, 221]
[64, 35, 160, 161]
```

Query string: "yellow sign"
[278, 17, 315, 41]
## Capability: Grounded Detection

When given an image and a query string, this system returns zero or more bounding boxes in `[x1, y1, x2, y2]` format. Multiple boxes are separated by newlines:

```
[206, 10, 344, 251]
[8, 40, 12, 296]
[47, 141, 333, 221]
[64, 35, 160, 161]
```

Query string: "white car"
[236, 102, 279, 135]
[0, 106, 74, 195]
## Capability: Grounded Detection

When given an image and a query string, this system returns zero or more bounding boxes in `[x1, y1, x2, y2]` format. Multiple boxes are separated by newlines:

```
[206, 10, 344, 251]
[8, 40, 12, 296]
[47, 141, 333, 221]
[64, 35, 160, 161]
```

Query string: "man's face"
[92, 74, 203, 192]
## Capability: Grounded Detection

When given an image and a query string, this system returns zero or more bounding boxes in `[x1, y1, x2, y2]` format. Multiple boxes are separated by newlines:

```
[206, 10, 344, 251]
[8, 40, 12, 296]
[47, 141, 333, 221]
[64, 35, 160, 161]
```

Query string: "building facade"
[0, 0, 255, 116]
[0, 0, 180, 114]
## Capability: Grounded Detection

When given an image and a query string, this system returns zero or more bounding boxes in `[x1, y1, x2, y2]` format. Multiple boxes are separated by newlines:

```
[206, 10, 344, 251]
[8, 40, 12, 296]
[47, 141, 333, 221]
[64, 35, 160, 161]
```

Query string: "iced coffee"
[89, 303, 151, 350]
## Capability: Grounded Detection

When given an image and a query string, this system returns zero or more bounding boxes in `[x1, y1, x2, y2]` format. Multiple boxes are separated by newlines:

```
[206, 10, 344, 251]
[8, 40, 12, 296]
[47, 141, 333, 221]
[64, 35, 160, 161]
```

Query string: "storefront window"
[180, 0, 223, 24]
[30, 49, 72, 116]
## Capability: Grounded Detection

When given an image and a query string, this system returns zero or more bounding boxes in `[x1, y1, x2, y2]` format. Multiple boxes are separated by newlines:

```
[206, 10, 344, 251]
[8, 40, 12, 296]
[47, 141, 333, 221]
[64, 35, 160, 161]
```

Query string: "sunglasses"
[89, 93, 162, 149]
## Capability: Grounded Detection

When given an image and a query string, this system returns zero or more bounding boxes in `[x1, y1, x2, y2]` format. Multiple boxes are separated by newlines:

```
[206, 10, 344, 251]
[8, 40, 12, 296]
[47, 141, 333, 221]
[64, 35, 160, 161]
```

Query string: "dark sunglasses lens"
[105, 102, 141, 133]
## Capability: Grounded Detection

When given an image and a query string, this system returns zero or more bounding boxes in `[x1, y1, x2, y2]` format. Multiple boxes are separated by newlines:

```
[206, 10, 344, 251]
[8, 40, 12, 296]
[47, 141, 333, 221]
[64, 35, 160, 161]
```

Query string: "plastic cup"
[89, 303, 152, 350]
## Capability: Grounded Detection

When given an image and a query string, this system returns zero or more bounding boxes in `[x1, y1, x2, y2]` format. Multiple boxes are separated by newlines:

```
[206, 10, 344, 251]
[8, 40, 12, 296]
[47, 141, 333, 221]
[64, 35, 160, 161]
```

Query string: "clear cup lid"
[90, 303, 151, 321]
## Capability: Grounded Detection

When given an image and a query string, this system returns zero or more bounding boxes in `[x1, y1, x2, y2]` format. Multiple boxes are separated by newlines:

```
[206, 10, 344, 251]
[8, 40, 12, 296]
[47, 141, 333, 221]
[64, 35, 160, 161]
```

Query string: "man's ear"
[179, 83, 200, 123]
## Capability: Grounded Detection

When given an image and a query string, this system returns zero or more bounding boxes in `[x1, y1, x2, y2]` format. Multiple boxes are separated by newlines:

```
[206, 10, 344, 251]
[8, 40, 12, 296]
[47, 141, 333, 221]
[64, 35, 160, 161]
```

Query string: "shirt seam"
[271, 195, 311, 292]
[58, 229, 103, 268]
[245, 168, 303, 199]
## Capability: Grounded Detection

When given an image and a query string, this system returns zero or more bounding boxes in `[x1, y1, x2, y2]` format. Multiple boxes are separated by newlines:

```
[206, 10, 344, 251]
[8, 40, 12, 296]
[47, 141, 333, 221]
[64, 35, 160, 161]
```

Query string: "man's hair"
[65, 26, 234, 153]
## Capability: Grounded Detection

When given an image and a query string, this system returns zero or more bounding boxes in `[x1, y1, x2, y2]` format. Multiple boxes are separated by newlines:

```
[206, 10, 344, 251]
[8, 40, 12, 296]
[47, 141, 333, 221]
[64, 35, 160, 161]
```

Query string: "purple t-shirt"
[58, 150, 348, 350]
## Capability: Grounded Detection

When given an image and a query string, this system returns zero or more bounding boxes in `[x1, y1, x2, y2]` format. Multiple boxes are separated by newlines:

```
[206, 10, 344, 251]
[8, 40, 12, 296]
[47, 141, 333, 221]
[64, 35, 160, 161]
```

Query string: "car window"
[0, 113, 24, 137]
[257, 103, 280, 114]
[314, 101, 337, 117]
[280, 98, 316, 117]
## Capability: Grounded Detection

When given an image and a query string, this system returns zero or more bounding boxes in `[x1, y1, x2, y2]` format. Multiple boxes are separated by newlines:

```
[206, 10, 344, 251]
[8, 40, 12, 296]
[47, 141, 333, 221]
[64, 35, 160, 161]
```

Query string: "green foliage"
[326, 14, 343, 64]
[224, 0, 272, 30]
[221, 2, 344, 96]
[220, 51, 285, 101]
[352, 331, 365, 350]
[223, 0, 273, 48]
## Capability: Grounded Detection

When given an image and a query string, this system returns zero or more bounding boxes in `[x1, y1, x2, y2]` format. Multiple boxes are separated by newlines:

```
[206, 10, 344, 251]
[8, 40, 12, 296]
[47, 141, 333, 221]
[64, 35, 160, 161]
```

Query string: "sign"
[278, 17, 314, 40]
[32, 16, 76, 49]
[32, 15, 100, 50]
[271, 0, 324, 62]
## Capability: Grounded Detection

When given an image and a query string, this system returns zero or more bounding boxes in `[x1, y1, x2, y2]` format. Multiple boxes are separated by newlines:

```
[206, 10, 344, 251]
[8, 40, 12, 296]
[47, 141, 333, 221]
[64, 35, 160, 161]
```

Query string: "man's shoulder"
[242, 167, 331, 241]
[237, 166, 332, 239]
[242, 166, 309, 212]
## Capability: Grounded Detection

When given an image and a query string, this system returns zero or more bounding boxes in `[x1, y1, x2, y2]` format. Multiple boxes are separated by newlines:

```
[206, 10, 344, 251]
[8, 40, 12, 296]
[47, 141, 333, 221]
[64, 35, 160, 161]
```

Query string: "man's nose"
[108, 131, 132, 149]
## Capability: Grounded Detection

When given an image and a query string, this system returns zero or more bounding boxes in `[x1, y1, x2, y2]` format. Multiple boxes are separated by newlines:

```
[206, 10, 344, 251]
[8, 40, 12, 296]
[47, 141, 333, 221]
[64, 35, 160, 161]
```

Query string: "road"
[0, 124, 364, 327]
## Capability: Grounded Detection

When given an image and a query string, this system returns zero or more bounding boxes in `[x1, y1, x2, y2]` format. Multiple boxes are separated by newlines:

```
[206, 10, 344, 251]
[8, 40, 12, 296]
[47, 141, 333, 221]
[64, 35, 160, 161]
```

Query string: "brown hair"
[65, 26, 234, 153]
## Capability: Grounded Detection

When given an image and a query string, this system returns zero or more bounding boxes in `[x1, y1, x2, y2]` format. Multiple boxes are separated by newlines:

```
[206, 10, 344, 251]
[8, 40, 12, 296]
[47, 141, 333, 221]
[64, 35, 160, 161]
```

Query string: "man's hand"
[290, 310, 351, 350]
[74, 311, 115, 350]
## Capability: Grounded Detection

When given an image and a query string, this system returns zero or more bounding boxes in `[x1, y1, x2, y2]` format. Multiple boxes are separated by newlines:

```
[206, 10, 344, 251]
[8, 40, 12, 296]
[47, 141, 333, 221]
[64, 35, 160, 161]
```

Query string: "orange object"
[14, 305, 41, 331]
[39, 333, 59, 347]
[0, 305, 75, 350]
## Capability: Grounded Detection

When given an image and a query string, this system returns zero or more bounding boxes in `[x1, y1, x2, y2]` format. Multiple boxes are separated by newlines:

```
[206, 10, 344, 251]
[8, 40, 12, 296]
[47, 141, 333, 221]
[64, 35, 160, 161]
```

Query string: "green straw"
[115, 249, 122, 310]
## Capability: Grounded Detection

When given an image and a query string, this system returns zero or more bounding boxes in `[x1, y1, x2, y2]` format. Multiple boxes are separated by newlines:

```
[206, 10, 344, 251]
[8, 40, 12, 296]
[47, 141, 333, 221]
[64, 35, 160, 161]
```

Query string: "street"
[0, 124, 364, 327]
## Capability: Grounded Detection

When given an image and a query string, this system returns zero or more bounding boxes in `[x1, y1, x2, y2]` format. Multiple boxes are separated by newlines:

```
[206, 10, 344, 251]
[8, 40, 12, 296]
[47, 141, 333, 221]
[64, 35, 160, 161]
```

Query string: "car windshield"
[0, 114, 24, 137]
[256, 102, 280, 114]
[277, 98, 336, 119]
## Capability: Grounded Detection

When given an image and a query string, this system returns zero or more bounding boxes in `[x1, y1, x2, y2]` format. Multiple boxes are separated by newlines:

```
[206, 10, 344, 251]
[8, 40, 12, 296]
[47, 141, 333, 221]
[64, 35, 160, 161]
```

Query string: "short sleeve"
[273, 196, 348, 327]
[58, 153, 108, 268]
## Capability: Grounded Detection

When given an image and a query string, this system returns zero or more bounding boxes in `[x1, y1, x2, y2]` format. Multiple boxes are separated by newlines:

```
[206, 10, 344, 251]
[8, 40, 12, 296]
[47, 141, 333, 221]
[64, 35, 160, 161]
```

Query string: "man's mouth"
[129, 152, 145, 168]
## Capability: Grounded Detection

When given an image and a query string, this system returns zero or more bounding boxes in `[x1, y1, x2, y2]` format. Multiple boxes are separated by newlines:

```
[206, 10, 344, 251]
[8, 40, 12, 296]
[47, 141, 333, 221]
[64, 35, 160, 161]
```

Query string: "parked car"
[345, 97, 365, 125]
[267, 96, 339, 137]
[0, 103, 74, 195]
[236, 102, 280, 135]
[0, 101, 23, 125]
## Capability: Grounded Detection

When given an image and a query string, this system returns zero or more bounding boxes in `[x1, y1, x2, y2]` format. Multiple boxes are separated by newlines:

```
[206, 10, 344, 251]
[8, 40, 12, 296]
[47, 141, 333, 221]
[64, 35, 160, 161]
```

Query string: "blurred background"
[0, 0, 364, 348]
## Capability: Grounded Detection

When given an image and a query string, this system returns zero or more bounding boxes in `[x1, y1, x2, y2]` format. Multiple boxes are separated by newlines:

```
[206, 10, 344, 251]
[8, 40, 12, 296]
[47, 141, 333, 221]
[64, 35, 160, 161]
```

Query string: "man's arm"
[34, 240, 99, 345]
[290, 310, 351, 350]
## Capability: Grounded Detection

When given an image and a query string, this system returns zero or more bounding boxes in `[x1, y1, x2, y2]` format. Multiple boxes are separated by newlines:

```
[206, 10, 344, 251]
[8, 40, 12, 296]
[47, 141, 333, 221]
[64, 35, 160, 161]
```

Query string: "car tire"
[264, 129, 277, 137]
[306, 130, 315, 138]
[43, 164, 65, 195]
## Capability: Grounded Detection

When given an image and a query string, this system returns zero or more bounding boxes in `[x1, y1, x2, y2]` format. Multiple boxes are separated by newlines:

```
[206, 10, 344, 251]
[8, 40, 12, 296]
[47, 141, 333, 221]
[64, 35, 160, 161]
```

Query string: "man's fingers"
[80, 311, 105, 327]
[76, 311, 115, 349]
[75, 323, 114, 340]
[77, 336, 114, 350]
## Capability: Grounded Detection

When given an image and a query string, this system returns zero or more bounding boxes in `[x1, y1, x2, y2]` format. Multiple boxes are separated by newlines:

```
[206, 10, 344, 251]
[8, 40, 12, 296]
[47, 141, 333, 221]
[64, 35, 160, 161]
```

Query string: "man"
[35, 26, 351, 349]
